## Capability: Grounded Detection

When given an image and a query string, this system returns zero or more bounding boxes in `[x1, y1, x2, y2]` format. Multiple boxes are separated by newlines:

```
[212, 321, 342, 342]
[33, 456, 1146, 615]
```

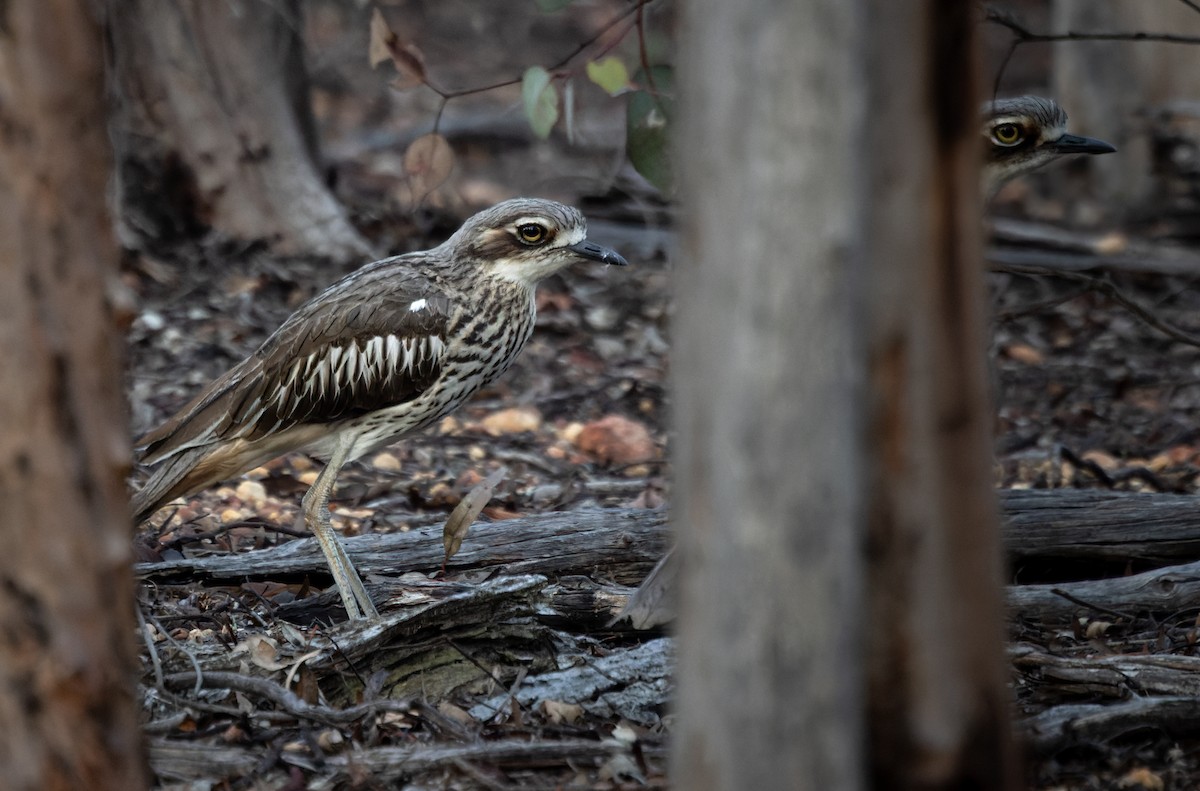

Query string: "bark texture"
[107, 0, 370, 259]
[861, 4, 1017, 788]
[0, 2, 146, 789]
[674, 0, 1016, 788]
[672, 0, 866, 788]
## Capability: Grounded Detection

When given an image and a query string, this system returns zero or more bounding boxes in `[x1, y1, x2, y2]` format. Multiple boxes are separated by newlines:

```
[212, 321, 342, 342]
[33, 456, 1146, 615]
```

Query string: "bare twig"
[149, 613, 207, 696]
[985, 6, 1200, 45]
[990, 263, 1200, 349]
[162, 670, 414, 726]
[1049, 588, 1139, 622]
[636, 1, 664, 105]
[994, 285, 1090, 320]
[422, 0, 652, 108]
[137, 605, 165, 689]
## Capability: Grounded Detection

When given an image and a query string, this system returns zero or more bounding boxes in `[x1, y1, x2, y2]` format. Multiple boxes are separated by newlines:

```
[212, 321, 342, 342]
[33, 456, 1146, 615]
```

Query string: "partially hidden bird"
[982, 95, 1116, 199]
[133, 198, 628, 620]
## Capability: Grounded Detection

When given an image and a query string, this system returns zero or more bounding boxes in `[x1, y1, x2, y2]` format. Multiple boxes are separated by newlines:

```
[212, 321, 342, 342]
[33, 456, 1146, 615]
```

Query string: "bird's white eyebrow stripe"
[511, 216, 550, 227]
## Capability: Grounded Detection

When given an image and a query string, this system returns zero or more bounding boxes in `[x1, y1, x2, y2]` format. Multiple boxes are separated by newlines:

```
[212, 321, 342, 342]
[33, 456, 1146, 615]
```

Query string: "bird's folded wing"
[138, 266, 452, 464]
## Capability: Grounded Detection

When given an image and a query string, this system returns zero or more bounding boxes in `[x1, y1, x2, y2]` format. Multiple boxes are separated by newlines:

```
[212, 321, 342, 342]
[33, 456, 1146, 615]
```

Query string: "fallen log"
[999, 489, 1200, 565]
[138, 507, 668, 587]
[1022, 696, 1200, 754]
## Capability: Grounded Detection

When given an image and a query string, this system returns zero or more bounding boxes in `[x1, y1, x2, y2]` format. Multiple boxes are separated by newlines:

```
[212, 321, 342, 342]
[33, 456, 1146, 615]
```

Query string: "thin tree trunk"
[674, 1, 1016, 788]
[107, 0, 371, 259]
[860, 5, 1017, 788]
[0, 2, 146, 789]
[672, 0, 866, 787]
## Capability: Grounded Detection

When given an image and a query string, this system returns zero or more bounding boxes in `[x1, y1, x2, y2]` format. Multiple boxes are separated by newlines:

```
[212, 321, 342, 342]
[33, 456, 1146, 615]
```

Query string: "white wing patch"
[409, 298, 428, 312]
[265, 333, 445, 421]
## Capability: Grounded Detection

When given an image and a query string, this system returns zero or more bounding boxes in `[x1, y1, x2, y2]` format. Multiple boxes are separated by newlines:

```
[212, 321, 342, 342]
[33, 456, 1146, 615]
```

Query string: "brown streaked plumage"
[982, 96, 1115, 199]
[134, 198, 628, 620]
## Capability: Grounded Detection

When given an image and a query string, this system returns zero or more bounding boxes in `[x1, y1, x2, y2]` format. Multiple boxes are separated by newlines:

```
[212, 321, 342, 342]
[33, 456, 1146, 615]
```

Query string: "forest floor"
[990, 213, 1200, 790]
[123, 3, 1200, 789]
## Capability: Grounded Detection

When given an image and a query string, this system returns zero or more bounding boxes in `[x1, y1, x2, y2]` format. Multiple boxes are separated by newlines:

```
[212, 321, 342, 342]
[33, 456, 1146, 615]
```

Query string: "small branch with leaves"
[367, 0, 673, 201]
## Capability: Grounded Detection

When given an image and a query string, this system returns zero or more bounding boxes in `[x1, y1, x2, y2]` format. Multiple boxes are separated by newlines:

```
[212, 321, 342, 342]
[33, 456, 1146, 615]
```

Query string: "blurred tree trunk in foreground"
[671, 0, 864, 785]
[107, 0, 370, 259]
[672, 0, 1016, 787]
[859, 4, 1017, 788]
[0, 2, 146, 789]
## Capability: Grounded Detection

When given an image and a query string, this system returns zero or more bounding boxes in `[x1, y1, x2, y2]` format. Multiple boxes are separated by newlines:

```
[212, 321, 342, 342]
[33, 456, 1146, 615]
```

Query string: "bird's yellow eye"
[515, 223, 548, 245]
[992, 123, 1023, 146]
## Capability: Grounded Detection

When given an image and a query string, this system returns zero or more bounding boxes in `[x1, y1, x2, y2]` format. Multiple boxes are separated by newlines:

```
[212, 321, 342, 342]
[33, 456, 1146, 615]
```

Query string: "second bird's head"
[981, 95, 1116, 199]
[443, 197, 628, 285]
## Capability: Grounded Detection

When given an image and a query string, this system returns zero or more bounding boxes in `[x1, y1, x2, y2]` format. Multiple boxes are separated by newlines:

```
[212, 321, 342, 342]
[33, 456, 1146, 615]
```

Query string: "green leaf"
[586, 57, 629, 96]
[535, 0, 575, 10]
[522, 66, 559, 139]
[626, 66, 674, 193]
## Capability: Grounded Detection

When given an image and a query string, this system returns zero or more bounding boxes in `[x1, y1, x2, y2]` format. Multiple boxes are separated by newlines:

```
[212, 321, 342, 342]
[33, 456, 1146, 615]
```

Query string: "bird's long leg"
[298, 433, 380, 620]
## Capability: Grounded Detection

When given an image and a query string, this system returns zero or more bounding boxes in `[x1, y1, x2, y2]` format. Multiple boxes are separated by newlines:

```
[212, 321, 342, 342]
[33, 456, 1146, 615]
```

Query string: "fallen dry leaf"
[1118, 767, 1164, 791]
[371, 451, 402, 471]
[541, 699, 583, 725]
[1002, 343, 1045, 366]
[437, 700, 476, 726]
[1080, 449, 1119, 472]
[235, 479, 266, 507]
[443, 466, 507, 564]
[1094, 231, 1129, 255]
[480, 405, 542, 436]
[574, 415, 656, 464]
[232, 634, 289, 671]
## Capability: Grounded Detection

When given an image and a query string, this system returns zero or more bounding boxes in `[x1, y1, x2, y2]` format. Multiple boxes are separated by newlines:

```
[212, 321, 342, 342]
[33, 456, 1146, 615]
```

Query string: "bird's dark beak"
[569, 239, 628, 267]
[1048, 133, 1117, 156]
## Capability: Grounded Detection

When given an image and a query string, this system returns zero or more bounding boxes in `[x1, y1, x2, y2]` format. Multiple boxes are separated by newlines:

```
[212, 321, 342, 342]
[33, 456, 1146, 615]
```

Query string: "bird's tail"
[132, 446, 215, 523]
[132, 430, 318, 524]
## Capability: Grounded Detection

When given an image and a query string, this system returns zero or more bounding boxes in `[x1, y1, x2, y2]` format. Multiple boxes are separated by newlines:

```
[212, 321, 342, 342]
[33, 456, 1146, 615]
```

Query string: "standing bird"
[982, 95, 1116, 199]
[133, 198, 628, 620]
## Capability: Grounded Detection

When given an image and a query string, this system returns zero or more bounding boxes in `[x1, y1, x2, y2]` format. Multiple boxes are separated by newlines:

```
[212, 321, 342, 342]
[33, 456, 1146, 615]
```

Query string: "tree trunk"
[0, 2, 146, 789]
[673, 1, 1016, 788]
[107, 0, 371, 259]
[860, 5, 1017, 788]
[671, 0, 866, 787]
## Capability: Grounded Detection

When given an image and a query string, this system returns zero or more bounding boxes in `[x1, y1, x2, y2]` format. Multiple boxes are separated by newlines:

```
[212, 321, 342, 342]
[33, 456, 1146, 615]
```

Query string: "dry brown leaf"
[292, 663, 321, 705]
[1080, 449, 1119, 471]
[1118, 767, 1164, 791]
[575, 414, 656, 464]
[235, 479, 266, 507]
[1094, 231, 1129, 255]
[316, 729, 344, 751]
[367, 8, 395, 68]
[437, 700, 476, 726]
[1002, 343, 1045, 366]
[234, 634, 289, 671]
[443, 466, 507, 564]
[368, 7, 427, 88]
[480, 405, 542, 436]
[541, 699, 583, 725]
[404, 133, 454, 199]
[371, 451, 402, 471]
